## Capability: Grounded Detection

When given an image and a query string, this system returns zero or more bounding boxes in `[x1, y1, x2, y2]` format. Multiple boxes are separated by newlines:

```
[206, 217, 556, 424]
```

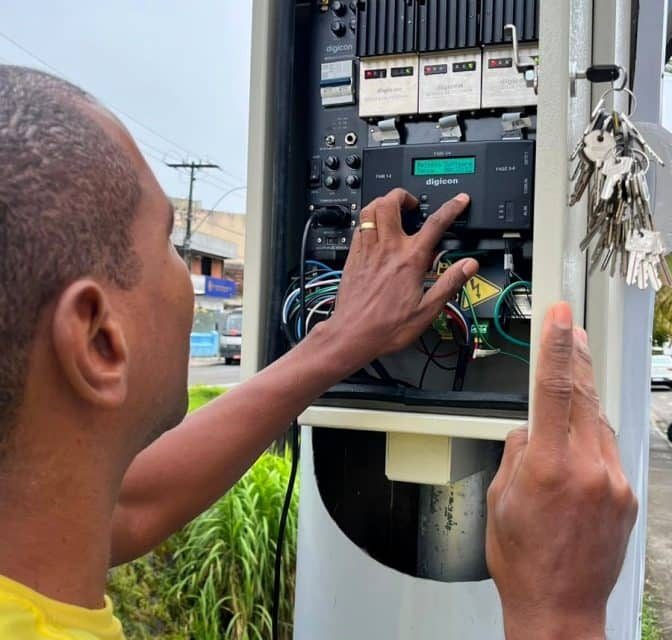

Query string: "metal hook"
[504, 24, 539, 95]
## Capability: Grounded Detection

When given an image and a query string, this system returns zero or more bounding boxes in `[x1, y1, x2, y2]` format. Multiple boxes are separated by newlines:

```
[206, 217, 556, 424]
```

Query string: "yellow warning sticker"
[461, 274, 502, 309]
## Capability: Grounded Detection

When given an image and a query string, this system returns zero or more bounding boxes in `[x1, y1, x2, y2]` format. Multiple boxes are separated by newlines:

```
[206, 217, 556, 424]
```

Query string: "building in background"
[171, 198, 246, 312]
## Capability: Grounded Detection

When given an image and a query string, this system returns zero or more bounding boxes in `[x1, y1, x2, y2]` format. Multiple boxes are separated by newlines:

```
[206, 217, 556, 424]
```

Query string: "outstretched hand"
[486, 302, 638, 640]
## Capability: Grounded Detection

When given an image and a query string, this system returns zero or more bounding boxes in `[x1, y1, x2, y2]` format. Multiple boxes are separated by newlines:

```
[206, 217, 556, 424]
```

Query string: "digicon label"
[425, 177, 460, 187]
[326, 43, 353, 55]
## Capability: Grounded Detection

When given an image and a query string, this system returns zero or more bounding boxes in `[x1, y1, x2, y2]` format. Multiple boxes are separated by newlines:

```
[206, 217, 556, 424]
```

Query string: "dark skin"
[0, 99, 637, 639]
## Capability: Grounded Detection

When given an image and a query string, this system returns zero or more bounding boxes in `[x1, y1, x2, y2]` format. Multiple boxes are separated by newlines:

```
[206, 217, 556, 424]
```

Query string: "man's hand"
[486, 302, 638, 640]
[326, 188, 478, 369]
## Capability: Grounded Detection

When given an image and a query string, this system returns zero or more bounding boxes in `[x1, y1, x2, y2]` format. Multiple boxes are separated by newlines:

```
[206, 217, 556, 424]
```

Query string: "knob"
[332, 1, 347, 15]
[345, 174, 360, 189]
[345, 154, 361, 168]
[324, 175, 340, 189]
[331, 20, 346, 36]
[325, 155, 340, 170]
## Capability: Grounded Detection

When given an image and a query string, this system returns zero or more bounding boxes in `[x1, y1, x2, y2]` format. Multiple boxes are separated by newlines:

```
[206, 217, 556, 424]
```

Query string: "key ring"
[630, 148, 651, 175]
[598, 86, 638, 119]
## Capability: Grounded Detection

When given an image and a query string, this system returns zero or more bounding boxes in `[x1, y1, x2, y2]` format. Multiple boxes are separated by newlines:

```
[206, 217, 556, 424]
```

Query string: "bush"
[642, 594, 662, 640]
[108, 386, 298, 639]
[188, 385, 228, 412]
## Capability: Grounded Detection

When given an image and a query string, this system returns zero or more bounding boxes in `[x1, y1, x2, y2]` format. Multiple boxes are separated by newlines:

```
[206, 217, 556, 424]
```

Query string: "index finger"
[530, 302, 574, 452]
[414, 194, 470, 253]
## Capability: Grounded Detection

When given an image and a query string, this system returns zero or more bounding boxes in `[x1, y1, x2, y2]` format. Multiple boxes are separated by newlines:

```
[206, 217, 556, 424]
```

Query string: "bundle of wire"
[493, 280, 532, 348]
[281, 260, 341, 343]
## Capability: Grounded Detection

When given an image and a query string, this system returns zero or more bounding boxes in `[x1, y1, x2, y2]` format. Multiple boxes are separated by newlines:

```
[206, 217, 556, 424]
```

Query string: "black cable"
[418, 337, 457, 389]
[271, 214, 315, 639]
[299, 214, 318, 340]
[272, 419, 300, 640]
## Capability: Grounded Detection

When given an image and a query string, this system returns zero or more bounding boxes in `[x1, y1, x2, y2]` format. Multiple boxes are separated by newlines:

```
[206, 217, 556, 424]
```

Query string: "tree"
[653, 256, 672, 346]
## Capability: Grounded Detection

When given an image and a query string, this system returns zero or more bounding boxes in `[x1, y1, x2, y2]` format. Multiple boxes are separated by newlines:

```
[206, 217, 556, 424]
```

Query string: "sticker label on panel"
[460, 274, 502, 309]
[359, 54, 419, 118]
[481, 45, 538, 109]
[418, 50, 481, 114]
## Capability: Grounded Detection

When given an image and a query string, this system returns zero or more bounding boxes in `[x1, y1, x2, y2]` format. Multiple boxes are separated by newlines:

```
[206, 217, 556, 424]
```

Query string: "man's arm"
[110, 190, 477, 565]
[486, 302, 638, 640]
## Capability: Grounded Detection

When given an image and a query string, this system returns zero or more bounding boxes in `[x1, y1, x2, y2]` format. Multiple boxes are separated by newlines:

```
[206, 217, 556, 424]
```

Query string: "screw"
[340, 237, 347, 244]
[308, 204, 315, 211]
[317, 237, 323, 244]
[351, 203, 357, 211]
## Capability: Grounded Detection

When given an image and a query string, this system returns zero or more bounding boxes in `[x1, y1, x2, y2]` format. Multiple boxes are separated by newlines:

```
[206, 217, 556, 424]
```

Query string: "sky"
[0, 1, 252, 214]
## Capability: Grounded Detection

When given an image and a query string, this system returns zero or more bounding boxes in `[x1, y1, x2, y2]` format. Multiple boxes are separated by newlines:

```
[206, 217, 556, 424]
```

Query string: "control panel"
[362, 141, 534, 232]
[274, 0, 540, 416]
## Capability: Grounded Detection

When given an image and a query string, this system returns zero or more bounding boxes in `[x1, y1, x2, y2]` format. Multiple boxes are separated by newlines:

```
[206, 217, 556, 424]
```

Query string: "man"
[0, 66, 637, 639]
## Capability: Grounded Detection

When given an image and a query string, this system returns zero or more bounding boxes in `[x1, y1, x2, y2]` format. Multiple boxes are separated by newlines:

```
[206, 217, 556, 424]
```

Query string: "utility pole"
[166, 161, 219, 269]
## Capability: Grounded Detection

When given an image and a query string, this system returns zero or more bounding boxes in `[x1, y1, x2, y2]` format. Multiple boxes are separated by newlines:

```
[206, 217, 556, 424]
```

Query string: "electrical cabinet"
[243, 0, 654, 637]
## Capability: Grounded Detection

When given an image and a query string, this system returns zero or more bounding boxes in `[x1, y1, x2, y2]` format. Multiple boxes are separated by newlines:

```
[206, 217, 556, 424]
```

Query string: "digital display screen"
[413, 157, 476, 176]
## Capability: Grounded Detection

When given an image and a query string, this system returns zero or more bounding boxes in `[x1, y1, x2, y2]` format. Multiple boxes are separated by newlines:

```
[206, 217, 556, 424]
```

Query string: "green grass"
[188, 385, 227, 412]
[108, 385, 298, 639]
[642, 594, 662, 640]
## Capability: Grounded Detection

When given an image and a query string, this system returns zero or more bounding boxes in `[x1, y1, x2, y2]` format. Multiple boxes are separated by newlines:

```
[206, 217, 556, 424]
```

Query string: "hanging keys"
[569, 85, 670, 291]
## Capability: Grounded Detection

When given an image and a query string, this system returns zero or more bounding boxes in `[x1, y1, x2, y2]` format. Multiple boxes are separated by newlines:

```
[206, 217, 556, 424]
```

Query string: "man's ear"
[51, 279, 129, 409]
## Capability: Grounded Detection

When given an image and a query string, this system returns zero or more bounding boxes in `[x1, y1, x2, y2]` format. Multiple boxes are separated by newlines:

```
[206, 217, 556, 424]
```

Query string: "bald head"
[0, 66, 142, 440]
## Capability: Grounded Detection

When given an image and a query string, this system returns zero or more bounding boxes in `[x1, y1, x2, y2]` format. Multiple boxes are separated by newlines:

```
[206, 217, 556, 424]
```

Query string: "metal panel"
[300, 405, 525, 440]
[481, 0, 539, 43]
[241, 0, 280, 379]
[294, 428, 506, 640]
[587, 0, 663, 637]
[358, 0, 417, 56]
[418, 0, 478, 51]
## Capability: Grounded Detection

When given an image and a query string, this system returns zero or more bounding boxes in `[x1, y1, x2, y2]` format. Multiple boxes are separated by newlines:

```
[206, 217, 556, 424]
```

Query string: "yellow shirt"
[0, 574, 124, 640]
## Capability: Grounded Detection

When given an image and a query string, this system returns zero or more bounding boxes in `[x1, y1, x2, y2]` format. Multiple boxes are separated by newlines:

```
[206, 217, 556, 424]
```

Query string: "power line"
[0, 30, 245, 185]
[166, 161, 220, 268]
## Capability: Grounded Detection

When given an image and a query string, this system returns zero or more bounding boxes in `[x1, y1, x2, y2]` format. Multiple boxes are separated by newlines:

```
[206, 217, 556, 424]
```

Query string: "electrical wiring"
[418, 337, 458, 388]
[493, 281, 532, 348]
[299, 215, 318, 341]
[271, 419, 299, 640]
[305, 296, 336, 330]
[462, 287, 530, 366]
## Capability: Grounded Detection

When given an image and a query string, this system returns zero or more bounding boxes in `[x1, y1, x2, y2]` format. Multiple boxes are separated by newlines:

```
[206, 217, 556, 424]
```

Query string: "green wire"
[493, 281, 532, 349]
[462, 284, 530, 366]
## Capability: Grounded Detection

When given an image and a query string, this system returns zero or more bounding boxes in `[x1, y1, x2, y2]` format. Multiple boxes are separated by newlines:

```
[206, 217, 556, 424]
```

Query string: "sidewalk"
[647, 401, 672, 638]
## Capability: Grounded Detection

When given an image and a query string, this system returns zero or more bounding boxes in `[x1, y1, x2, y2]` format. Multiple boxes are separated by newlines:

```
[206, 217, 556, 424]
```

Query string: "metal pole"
[185, 163, 196, 270]
[165, 161, 220, 271]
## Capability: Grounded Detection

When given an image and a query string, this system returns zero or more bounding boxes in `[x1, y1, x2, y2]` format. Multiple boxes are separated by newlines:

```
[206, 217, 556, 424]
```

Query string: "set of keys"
[569, 90, 670, 291]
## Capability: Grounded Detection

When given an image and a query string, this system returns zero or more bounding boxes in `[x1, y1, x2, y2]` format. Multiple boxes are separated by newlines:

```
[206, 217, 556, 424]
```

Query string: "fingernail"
[454, 193, 470, 204]
[573, 326, 588, 345]
[461, 258, 479, 279]
[551, 301, 572, 330]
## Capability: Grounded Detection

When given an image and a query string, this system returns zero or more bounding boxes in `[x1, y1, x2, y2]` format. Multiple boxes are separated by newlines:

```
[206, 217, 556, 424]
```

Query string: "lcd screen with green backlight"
[413, 157, 476, 176]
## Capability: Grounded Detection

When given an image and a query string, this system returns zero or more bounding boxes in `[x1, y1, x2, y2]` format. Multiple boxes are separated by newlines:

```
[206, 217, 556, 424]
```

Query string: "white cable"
[282, 280, 341, 323]
[445, 301, 470, 342]
[305, 296, 336, 333]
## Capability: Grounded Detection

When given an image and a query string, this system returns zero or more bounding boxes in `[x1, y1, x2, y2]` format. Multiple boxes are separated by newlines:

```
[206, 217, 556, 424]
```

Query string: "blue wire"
[305, 259, 332, 271]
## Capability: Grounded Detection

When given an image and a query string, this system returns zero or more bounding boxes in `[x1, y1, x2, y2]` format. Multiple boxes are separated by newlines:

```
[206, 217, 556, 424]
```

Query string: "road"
[647, 389, 672, 638]
[188, 360, 241, 387]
